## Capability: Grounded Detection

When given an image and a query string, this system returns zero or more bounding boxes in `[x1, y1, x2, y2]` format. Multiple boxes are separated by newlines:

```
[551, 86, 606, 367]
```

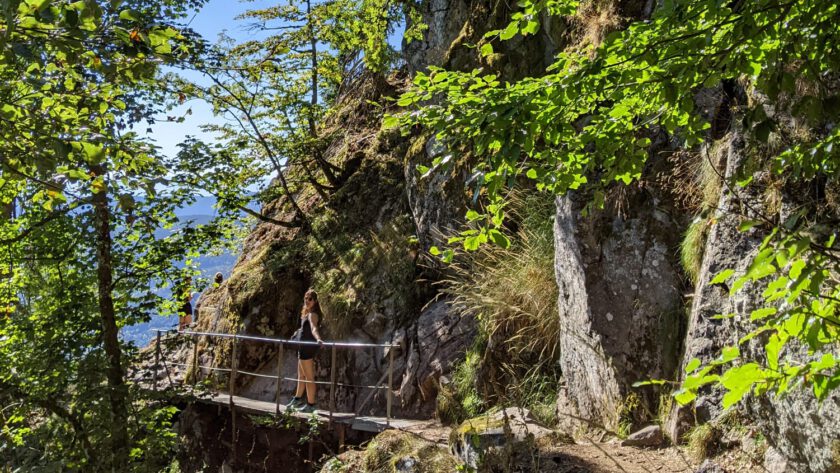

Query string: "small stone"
[606, 312, 614, 321]
[695, 459, 725, 473]
[395, 456, 419, 472]
[620, 425, 665, 448]
[764, 447, 791, 473]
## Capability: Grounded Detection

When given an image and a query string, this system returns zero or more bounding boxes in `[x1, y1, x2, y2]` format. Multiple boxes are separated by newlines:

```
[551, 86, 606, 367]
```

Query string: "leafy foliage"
[0, 0, 236, 470]
[167, 0, 408, 225]
[391, 0, 840, 407]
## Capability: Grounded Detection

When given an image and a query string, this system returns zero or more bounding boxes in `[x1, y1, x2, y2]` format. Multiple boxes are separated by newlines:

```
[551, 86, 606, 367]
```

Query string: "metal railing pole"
[230, 334, 238, 401]
[386, 345, 394, 427]
[329, 344, 337, 422]
[274, 343, 284, 416]
[191, 334, 199, 386]
[229, 334, 238, 464]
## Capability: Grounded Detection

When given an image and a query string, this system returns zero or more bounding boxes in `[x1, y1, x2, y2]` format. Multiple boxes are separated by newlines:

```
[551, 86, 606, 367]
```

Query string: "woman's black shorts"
[298, 345, 319, 360]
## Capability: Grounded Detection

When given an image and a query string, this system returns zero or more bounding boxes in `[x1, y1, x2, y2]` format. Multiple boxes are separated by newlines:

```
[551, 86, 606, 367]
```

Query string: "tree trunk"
[89, 165, 130, 469]
[306, 0, 341, 188]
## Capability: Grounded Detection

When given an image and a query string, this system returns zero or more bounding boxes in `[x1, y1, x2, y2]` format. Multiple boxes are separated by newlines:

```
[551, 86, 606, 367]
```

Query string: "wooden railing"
[151, 329, 397, 426]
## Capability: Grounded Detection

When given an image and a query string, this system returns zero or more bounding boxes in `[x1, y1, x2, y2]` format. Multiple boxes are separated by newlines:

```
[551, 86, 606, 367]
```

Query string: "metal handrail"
[149, 326, 396, 432]
[168, 360, 389, 389]
[152, 328, 395, 348]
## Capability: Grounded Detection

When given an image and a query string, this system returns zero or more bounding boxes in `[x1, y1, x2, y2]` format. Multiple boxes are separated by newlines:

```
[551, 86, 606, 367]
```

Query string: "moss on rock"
[362, 430, 458, 473]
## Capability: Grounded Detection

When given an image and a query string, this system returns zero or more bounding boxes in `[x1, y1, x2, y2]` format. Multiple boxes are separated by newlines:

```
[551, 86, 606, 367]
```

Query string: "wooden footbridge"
[148, 329, 434, 440]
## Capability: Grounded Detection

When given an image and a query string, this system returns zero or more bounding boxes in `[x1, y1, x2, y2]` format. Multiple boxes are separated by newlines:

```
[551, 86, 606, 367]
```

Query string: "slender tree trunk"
[89, 165, 130, 470]
[305, 0, 341, 188]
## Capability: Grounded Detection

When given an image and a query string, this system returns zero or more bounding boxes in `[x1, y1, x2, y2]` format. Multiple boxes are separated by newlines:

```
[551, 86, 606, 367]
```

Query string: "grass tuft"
[680, 217, 709, 285]
[362, 431, 457, 473]
[687, 423, 719, 460]
[437, 192, 561, 426]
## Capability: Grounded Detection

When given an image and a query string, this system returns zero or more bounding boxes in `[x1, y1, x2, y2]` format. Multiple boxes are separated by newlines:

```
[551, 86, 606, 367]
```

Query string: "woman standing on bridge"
[287, 288, 324, 413]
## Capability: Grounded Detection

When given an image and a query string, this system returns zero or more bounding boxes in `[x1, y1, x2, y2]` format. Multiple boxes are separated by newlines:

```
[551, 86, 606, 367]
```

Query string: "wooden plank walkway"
[203, 393, 433, 433]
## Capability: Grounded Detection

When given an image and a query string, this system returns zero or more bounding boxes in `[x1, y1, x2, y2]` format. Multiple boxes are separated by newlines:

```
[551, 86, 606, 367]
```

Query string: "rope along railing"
[150, 329, 397, 428]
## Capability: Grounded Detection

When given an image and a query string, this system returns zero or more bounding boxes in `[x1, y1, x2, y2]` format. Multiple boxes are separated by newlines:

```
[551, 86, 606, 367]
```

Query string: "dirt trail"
[538, 443, 696, 473]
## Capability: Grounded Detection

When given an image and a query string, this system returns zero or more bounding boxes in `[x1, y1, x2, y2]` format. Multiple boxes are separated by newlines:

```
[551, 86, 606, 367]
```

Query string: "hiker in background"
[193, 272, 226, 325]
[177, 277, 193, 331]
[287, 288, 324, 413]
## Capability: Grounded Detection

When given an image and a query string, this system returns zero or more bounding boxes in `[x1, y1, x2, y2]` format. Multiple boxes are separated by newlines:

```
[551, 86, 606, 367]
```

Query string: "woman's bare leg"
[300, 359, 316, 404]
[295, 360, 306, 398]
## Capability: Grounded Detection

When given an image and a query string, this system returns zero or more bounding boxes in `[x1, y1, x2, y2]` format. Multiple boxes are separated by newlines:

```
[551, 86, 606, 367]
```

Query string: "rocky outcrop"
[666, 133, 763, 440]
[667, 130, 840, 472]
[397, 300, 477, 416]
[553, 189, 684, 432]
[404, 136, 471, 250]
[449, 408, 553, 472]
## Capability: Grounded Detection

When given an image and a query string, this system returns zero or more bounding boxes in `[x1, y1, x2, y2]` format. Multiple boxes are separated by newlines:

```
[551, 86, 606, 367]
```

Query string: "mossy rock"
[361, 430, 458, 473]
[449, 408, 553, 472]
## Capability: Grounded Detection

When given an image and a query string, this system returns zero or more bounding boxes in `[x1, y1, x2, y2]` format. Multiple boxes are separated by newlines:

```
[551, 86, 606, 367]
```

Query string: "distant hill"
[121, 196, 239, 347]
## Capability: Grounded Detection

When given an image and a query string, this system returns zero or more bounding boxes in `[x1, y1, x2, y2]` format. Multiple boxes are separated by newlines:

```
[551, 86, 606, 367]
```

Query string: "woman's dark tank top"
[300, 314, 315, 341]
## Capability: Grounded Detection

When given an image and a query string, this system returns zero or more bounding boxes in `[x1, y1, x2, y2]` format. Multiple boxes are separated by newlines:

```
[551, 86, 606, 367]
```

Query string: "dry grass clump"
[569, 0, 623, 54]
[687, 423, 720, 460]
[438, 192, 561, 425]
[675, 139, 726, 284]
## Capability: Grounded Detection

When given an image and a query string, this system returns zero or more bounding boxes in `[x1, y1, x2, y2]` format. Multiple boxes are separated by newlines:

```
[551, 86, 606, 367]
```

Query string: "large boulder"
[449, 407, 553, 472]
[554, 189, 684, 432]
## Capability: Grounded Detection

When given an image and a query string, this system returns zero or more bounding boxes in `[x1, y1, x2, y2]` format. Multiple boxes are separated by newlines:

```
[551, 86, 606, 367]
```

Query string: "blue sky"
[141, 0, 405, 161]
[140, 0, 278, 160]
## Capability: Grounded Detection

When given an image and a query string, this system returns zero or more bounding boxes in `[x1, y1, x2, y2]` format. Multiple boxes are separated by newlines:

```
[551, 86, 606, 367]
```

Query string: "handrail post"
[153, 331, 160, 393]
[229, 334, 238, 400]
[386, 344, 394, 427]
[191, 334, 199, 386]
[329, 344, 337, 422]
[229, 334, 238, 464]
[274, 343, 285, 416]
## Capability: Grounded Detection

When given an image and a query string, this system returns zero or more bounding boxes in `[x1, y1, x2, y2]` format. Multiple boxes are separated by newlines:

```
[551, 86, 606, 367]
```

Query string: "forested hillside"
[1, 0, 839, 472]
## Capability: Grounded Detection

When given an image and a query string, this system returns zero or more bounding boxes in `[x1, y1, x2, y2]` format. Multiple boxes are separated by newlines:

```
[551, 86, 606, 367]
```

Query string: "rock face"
[668, 131, 840, 472]
[449, 408, 553, 472]
[397, 300, 477, 415]
[553, 189, 684, 432]
[666, 134, 763, 440]
[403, 0, 567, 77]
[404, 136, 471, 250]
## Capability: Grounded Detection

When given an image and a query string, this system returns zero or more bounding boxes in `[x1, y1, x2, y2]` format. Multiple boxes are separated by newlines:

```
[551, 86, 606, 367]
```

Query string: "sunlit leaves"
[389, 0, 840, 407]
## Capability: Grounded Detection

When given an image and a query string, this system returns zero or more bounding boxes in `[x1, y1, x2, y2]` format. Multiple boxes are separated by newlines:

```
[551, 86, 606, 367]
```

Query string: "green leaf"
[382, 114, 400, 129]
[719, 346, 740, 363]
[521, 20, 539, 35]
[738, 220, 763, 232]
[119, 9, 140, 21]
[750, 307, 776, 321]
[479, 43, 494, 57]
[499, 21, 519, 40]
[673, 389, 696, 406]
[720, 363, 765, 408]
[488, 229, 510, 248]
[685, 358, 702, 374]
[709, 269, 735, 286]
